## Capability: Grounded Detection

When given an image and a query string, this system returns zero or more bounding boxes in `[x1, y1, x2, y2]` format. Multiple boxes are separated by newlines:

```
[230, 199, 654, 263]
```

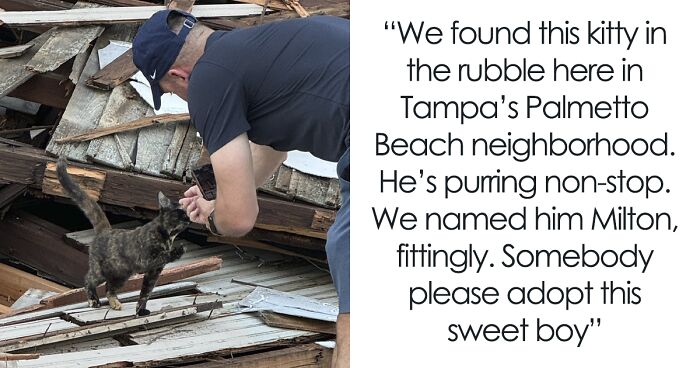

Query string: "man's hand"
[179, 185, 215, 225]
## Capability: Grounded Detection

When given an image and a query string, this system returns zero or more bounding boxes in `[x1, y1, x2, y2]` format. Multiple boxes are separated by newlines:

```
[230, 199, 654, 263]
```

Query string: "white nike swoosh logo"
[150, 70, 157, 79]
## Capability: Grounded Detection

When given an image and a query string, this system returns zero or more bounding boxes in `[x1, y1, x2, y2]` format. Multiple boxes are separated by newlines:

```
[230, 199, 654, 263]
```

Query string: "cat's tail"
[56, 156, 111, 233]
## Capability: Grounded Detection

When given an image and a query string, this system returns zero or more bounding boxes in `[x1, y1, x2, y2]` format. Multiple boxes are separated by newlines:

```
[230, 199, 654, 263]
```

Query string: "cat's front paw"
[136, 308, 151, 316]
[108, 296, 122, 310]
[88, 299, 101, 308]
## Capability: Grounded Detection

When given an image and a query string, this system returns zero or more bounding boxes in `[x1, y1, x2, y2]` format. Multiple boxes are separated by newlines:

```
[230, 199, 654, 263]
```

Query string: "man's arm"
[180, 134, 287, 237]
[250, 141, 288, 187]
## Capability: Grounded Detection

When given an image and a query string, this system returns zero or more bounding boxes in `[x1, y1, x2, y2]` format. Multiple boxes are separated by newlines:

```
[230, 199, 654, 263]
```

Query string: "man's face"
[159, 70, 189, 101]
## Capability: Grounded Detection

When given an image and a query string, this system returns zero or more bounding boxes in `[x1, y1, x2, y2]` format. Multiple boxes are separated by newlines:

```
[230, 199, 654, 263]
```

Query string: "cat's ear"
[158, 192, 171, 209]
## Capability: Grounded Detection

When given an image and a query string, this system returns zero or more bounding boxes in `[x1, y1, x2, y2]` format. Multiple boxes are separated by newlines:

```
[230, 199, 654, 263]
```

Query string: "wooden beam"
[0, 302, 220, 353]
[0, 305, 12, 315]
[8, 72, 73, 109]
[85, 48, 137, 91]
[0, 352, 40, 361]
[0, 263, 69, 304]
[54, 113, 190, 143]
[0, 43, 34, 59]
[0, 183, 27, 210]
[259, 311, 335, 335]
[183, 344, 332, 368]
[0, 210, 89, 287]
[0, 4, 263, 26]
[42, 161, 106, 201]
[40, 256, 223, 308]
[0, 144, 334, 233]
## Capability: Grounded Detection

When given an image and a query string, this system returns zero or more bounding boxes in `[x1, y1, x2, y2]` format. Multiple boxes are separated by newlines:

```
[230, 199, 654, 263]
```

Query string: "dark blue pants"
[326, 147, 349, 313]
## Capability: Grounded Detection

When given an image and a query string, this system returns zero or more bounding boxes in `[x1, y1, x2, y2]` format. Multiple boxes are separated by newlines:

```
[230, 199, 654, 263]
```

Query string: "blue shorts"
[326, 147, 349, 313]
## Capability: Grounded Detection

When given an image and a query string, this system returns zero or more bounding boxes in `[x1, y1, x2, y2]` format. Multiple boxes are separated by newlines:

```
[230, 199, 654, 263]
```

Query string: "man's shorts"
[326, 147, 349, 313]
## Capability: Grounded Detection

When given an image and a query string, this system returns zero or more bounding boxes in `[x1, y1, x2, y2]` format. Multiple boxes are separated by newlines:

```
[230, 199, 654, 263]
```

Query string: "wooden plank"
[10, 289, 58, 310]
[261, 164, 340, 209]
[42, 161, 106, 201]
[0, 282, 198, 327]
[66, 294, 221, 324]
[0, 144, 334, 233]
[0, 303, 220, 353]
[0, 353, 41, 361]
[43, 26, 114, 162]
[25, 3, 104, 73]
[0, 4, 263, 26]
[0, 305, 12, 315]
[85, 48, 136, 91]
[8, 72, 72, 109]
[0, 43, 34, 59]
[211, 236, 327, 263]
[0, 317, 75, 342]
[238, 287, 337, 322]
[55, 113, 190, 144]
[0, 211, 89, 287]
[84, 82, 148, 170]
[0, 264, 68, 304]
[259, 311, 335, 335]
[41, 257, 223, 308]
[0, 30, 53, 99]
[155, 344, 332, 368]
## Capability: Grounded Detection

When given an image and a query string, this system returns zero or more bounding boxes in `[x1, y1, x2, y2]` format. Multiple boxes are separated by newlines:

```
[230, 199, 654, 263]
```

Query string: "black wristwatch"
[207, 210, 222, 236]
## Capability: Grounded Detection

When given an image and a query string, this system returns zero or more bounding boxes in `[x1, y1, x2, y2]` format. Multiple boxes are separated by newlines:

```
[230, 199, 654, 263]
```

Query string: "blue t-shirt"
[188, 16, 350, 162]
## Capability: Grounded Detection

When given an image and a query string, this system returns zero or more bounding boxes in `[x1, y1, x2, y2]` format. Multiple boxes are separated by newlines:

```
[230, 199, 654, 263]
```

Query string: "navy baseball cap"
[133, 9, 197, 110]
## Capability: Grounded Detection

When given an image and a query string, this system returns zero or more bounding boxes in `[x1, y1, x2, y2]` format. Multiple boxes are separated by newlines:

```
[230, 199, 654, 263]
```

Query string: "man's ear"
[167, 68, 189, 82]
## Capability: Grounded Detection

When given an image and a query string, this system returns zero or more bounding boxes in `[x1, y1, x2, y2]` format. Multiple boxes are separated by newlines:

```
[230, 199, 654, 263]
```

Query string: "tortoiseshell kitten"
[57, 156, 190, 316]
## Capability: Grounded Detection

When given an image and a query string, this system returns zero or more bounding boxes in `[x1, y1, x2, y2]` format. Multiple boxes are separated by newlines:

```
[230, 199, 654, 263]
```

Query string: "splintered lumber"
[259, 311, 336, 334]
[166, 0, 195, 12]
[0, 43, 34, 59]
[261, 164, 340, 209]
[0, 30, 53, 99]
[54, 113, 190, 144]
[0, 264, 68, 305]
[0, 282, 198, 327]
[0, 353, 40, 361]
[11, 289, 58, 310]
[0, 305, 12, 315]
[44, 24, 129, 162]
[0, 211, 88, 287]
[40, 257, 222, 308]
[85, 48, 136, 90]
[0, 144, 335, 232]
[42, 161, 106, 201]
[0, 4, 263, 26]
[239, 287, 338, 322]
[0, 302, 221, 353]
[182, 344, 332, 368]
[24, 2, 104, 73]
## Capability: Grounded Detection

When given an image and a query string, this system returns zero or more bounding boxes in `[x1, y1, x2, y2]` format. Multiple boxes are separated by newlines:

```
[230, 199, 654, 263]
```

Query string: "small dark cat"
[57, 156, 190, 316]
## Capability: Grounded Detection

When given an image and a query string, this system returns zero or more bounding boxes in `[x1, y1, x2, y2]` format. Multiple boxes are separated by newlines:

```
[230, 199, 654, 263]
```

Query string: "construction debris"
[0, 0, 347, 366]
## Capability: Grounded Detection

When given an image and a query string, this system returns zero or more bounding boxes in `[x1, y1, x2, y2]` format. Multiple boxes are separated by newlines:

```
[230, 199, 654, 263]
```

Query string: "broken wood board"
[24, 2, 104, 73]
[2, 144, 335, 231]
[259, 311, 336, 335]
[176, 344, 332, 368]
[45, 24, 135, 162]
[41, 257, 222, 308]
[65, 294, 221, 324]
[0, 282, 198, 327]
[0, 302, 220, 353]
[0, 4, 263, 26]
[261, 164, 340, 209]
[210, 236, 327, 263]
[161, 122, 202, 178]
[0, 211, 88, 287]
[0, 264, 68, 306]
[84, 81, 149, 170]
[0, 31, 52, 99]
[0, 352, 40, 361]
[0, 183, 27, 216]
[85, 48, 136, 91]
[42, 161, 106, 201]
[0, 305, 12, 315]
[0, 317, 77, 342]
[54, 113, 189, 144]
[10, 289, 58, 310]
[0, 43, 34, 59]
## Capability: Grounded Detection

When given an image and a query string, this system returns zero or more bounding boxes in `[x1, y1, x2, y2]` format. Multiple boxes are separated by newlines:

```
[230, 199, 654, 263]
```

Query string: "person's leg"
[327, 148, 350, 367]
